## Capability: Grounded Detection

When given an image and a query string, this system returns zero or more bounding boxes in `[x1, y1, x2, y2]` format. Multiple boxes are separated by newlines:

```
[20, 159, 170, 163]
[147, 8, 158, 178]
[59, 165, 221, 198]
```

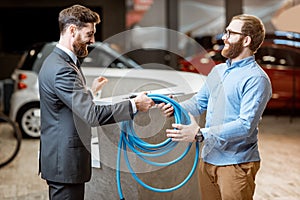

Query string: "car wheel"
[16, 102, 40, 138]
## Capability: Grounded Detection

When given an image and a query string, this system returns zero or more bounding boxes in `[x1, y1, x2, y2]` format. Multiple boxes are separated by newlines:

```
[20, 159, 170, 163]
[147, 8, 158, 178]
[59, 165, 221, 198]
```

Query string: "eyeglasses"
[223, 29, 245, 39]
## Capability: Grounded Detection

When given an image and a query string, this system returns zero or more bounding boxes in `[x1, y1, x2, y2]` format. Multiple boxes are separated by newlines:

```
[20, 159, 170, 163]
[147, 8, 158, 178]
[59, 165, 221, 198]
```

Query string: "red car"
[256, 41, 300, 110]
[180, 38, 300, 111]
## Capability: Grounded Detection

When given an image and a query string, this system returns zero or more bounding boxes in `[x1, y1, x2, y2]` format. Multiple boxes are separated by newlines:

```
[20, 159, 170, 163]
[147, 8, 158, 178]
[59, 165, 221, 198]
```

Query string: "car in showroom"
[10, 42, 206, 138]
[179, 31, 300, 112]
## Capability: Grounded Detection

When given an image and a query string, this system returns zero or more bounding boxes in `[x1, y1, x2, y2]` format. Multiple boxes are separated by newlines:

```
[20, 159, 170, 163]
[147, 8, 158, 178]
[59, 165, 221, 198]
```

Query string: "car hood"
[82, 68, 206, 104]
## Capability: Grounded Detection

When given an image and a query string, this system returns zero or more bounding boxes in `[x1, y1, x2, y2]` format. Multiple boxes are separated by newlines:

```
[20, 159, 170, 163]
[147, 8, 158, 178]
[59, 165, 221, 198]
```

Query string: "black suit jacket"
[38, 47, 133, 183]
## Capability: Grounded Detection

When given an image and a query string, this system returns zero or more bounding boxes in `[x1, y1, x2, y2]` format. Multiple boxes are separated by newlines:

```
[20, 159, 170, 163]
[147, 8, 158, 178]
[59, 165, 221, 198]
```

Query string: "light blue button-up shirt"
[181, 56, 272, 165]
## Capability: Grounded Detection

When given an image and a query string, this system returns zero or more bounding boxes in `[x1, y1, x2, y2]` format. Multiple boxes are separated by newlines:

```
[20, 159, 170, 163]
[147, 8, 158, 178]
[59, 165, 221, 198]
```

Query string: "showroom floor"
[0, 115, 299, 200]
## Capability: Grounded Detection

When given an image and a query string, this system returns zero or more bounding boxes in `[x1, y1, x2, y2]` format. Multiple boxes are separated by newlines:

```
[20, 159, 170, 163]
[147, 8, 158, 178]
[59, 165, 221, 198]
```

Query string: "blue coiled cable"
[116, 94, 199, 200]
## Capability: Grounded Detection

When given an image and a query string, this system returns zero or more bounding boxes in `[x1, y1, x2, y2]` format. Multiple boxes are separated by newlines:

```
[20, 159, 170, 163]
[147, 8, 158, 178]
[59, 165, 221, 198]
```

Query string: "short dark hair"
[232, 14, 265, 53]
[58, 4, 101, 33]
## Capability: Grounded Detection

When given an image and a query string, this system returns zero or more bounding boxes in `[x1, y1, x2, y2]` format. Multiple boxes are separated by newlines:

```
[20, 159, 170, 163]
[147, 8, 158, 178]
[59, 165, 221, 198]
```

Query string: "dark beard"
[221, 37, 244, 59]
[73, 38, 89, 58]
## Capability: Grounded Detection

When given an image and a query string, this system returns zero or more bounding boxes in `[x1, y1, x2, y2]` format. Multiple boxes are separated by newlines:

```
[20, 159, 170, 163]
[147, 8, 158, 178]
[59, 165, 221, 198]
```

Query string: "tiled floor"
[0, 139, 48, 200]
[254, 115, 300, 200]
[0, 115, 299, 200]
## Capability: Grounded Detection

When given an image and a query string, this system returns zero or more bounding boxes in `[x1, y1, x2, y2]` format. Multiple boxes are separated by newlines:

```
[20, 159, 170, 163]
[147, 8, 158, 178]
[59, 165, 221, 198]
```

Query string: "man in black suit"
[38, 4, 154, 200]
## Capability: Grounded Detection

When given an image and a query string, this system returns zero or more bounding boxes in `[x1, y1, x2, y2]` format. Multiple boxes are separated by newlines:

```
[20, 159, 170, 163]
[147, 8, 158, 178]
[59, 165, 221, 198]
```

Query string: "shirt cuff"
[130, 99, 137, 113]
[201, 128, 209, 139]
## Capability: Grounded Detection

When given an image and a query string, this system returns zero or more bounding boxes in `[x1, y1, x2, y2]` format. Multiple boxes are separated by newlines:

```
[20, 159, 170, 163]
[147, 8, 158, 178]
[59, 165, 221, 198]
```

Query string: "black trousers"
[47, 180, 85, 200]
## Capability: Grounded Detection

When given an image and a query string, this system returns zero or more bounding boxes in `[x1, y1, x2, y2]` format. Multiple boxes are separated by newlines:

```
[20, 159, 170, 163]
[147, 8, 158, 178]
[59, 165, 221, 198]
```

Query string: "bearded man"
[161, 14, 272, 200]
[38, 5, 154, 200]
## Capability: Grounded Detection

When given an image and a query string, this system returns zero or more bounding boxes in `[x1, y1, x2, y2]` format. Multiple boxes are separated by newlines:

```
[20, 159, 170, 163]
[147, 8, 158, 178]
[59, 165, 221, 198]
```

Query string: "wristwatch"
[195, 127, 204, 143]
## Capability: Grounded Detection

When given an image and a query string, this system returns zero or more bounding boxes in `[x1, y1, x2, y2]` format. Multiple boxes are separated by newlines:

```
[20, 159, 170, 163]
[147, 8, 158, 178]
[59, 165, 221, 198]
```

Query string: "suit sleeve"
[54, 65, 134, 126]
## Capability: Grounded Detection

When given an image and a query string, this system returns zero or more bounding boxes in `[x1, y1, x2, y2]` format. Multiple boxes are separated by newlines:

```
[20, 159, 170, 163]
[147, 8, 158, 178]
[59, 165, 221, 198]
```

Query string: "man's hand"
[157, 102, 174, 117]
[91, 76, 108, 96]
[166, 113, 199, 142]
[133, 92, 155, 112]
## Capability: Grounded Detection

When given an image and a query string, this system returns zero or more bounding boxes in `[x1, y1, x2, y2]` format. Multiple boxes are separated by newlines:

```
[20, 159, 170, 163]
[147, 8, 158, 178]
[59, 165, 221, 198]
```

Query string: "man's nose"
[222, 34, 227, 41]
[89, 36, 95, 44]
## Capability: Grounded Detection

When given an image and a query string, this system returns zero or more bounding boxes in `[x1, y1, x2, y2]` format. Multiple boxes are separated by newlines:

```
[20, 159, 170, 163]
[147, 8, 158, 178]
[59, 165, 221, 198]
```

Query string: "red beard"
[221, 37, 244, 59]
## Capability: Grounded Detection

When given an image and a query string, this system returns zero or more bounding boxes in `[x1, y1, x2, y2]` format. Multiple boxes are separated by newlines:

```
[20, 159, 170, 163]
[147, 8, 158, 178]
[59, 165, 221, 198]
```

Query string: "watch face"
[194, 128, 204, 142]
[196, 133, 204, 143]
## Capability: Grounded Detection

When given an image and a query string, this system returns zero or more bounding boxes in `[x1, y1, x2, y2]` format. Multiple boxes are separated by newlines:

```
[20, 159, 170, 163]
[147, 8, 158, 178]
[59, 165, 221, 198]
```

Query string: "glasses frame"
[223, 29, 246, 39]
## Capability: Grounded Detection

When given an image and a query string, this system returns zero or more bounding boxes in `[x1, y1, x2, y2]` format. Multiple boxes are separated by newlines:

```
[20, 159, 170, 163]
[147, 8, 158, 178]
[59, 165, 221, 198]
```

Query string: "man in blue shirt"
[162, 14, 272, 200]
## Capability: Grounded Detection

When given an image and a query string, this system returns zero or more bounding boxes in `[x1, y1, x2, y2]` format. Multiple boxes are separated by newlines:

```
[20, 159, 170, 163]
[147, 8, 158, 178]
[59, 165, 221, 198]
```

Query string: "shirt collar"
[226, 56, 255, 69]
[56, 43, 78, 65]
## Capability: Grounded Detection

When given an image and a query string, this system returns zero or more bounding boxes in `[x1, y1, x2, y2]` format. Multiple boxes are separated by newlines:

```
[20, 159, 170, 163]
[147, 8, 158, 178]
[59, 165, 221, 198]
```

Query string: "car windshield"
[32, 43, 56, 74]
[81, 43, 141, 69]
[20, 42, 142, 74]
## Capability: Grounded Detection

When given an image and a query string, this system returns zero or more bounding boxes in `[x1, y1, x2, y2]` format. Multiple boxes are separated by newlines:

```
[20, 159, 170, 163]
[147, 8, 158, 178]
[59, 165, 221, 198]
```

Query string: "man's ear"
[243, 35, 251, 47]
[69, 24, 77, 37]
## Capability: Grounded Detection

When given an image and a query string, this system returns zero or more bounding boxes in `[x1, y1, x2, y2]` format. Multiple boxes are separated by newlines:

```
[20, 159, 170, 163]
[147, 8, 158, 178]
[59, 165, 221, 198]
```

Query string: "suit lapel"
[53, 47, 86, 84]
[53, 47, 74, 64]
